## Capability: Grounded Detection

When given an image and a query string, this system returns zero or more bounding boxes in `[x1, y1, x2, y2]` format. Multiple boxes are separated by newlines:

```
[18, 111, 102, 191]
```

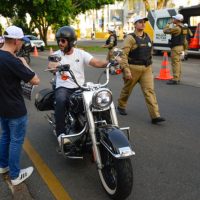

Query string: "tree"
[157, 0, 171, 9]
[142, 0, 171, 11]
[0, 0, 116, 45]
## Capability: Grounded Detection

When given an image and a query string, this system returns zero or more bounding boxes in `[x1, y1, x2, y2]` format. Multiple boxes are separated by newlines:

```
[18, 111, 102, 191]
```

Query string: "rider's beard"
[59, 45, 65, 51]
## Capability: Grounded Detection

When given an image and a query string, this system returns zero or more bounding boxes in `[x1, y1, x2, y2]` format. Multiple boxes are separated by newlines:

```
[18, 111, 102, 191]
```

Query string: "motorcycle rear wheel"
[98, 145, 133, 200]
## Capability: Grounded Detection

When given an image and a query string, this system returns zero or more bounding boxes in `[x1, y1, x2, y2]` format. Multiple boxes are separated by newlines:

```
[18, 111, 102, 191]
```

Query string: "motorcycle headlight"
[92, 89, 112, 109]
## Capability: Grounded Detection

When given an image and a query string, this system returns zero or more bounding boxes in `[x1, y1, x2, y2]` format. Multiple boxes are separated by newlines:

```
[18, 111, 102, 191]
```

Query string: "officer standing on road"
[117, 16, 165, 124]
[182, 23, 193, 60]
[163, 14, 184, 85]
[102, 27, 117, 61]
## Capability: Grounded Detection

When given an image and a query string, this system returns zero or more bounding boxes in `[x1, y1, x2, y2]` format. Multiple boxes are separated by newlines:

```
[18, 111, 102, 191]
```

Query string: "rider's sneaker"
[0, 166, 9, 174]
[57, 133, 71, 146]
[11, 167, 34, 186]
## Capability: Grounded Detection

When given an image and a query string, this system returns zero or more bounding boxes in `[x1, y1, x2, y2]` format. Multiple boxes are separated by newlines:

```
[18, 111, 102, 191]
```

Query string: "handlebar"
[45, 61, 119, 90]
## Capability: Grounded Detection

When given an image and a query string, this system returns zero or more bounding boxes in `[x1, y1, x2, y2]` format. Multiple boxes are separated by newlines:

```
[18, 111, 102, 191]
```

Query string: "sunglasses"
[57, 38, 67, 44]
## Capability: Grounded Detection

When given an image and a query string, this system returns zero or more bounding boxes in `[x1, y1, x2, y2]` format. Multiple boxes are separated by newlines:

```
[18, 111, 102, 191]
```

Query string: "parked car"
[25, 35, 45, 51]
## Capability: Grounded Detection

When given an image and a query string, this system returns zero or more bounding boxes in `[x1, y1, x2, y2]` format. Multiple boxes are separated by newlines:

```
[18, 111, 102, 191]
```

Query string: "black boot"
[152, 117, 166, 124]
[166, 80, 178, 85]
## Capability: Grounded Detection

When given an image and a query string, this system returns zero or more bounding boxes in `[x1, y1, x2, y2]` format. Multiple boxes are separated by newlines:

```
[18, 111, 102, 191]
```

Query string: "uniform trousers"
[171, 45, 183, 81]
[118, 65, 160, 119]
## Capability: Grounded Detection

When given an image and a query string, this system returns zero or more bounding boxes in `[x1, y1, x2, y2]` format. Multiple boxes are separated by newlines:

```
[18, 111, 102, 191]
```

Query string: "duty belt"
[128, 59, 152, 67]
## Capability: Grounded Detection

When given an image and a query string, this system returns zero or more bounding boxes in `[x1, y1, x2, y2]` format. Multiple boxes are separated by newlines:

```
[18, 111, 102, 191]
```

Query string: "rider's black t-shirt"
[0, 50, 35, 118]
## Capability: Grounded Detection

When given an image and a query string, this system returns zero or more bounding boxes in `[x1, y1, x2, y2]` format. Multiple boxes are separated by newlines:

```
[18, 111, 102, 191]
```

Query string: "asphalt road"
[1, 49, 200, 200]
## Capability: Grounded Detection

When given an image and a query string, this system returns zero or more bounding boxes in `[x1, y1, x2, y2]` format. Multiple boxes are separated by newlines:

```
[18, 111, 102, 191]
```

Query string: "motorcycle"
[35, 49, 135, 200]
[16, 41, 32, 64]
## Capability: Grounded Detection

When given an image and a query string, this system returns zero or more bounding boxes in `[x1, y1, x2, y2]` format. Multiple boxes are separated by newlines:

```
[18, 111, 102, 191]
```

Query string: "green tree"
[0, 0, 116, 45]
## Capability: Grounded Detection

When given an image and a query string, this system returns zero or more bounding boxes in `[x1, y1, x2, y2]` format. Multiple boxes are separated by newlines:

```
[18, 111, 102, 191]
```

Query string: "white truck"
[146, 5, 200, 55]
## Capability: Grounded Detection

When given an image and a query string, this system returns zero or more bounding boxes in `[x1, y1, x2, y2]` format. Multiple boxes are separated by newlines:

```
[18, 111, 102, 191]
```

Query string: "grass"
[46, 45, 107, 53]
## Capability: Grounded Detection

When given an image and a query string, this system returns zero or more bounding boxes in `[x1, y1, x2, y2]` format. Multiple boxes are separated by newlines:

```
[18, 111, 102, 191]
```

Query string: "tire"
[98, 144, 133, 200]
[40, 46, 44, 51]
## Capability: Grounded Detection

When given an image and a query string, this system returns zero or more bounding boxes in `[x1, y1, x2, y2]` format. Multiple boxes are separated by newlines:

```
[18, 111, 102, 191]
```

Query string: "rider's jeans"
[0, 115, 28, 179]
[55, 87, 76, 137]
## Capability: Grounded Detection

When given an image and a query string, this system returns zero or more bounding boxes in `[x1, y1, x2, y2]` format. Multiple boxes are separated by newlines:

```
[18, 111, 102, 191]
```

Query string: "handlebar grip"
[58, 64, 70, 71]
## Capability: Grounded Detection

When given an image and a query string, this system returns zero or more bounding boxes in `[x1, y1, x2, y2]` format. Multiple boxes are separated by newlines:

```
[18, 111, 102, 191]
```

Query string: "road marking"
[24, 138, 72, 200]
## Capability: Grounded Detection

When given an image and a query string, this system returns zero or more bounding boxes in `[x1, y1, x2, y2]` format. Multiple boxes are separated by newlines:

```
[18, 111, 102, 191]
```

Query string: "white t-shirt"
[54, 48, 93, 89]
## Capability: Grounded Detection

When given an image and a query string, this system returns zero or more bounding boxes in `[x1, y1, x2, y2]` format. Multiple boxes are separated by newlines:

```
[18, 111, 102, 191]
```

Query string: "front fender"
[98, 125, 135, 158]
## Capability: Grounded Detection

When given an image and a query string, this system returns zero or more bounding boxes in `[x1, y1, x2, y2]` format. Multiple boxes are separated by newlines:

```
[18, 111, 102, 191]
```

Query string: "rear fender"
[98, 126, 135, 158]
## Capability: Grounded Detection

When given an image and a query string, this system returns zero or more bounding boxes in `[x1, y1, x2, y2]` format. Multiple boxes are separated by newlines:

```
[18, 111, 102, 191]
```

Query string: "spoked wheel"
[98, 144, 133, 200]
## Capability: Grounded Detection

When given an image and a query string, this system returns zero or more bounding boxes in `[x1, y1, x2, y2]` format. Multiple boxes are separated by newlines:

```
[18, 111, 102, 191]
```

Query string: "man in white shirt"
[48, 26, 108, 146]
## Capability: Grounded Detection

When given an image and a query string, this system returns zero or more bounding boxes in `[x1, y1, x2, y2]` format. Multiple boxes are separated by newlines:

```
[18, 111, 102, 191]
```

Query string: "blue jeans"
[0, 115, 28, 179]
[55, 87, 76, 136]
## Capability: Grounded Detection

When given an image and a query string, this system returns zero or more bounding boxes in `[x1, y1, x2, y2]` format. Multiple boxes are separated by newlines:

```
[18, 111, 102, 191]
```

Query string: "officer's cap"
[131, 16, 148, 24]
[172, 14, 184, 21]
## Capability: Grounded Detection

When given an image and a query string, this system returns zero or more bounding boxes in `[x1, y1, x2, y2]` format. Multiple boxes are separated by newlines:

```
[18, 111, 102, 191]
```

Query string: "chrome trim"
[101, 140, 135, 158]
[110, 102, 118, 126]
[83, 91, 103, 169]
[120, 127, 131, 140]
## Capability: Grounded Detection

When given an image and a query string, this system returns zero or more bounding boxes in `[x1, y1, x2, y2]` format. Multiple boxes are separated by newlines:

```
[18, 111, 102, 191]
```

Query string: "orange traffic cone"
[49, 47, 54, 55]
[189, 23, 200, 49]
[189, 38, 200, 49]
[33, 46, 38, 57]
[155, 51, 173, 80]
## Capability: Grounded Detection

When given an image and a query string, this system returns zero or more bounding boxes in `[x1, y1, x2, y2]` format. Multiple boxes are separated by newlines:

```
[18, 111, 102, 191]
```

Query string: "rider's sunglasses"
[57, 38, 67, 44]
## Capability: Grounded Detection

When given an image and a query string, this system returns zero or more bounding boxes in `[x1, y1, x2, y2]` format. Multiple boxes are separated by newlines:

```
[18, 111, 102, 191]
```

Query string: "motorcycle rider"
[48, 26, 109, 146]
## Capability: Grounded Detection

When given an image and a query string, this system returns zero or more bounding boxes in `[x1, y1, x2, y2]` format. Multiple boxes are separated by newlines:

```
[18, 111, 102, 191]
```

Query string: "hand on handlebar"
[48, 61, 58, 71]
[110, 60, 119, 66]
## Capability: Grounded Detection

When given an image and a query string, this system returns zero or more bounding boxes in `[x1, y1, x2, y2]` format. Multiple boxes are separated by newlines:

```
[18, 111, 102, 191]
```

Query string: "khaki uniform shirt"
[120, 32, 153, 72]
[163, 23, 183, 37]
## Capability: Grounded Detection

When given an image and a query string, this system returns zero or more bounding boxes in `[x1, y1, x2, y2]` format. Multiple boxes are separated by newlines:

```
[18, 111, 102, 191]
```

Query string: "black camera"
[48, 54, 61, 62]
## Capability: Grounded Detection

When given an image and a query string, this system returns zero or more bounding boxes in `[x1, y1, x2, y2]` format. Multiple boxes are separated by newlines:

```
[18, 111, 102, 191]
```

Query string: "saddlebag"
[35, 88, 55, 111]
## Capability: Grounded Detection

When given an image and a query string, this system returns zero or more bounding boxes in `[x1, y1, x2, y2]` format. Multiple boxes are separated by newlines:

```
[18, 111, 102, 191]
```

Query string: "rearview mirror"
[48, 54, 61, 62]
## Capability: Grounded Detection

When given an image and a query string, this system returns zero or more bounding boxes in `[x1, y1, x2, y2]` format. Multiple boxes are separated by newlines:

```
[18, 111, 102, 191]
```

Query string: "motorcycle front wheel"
[98, 144, 133, 200]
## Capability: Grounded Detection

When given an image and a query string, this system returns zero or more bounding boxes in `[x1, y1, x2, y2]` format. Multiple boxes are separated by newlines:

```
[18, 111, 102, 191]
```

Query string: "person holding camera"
[0, 26, 40, 185]
[163, 14, 184, 85]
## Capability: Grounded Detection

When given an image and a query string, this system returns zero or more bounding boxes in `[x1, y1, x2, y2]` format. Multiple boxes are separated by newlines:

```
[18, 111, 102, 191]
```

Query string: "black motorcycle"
[35, 50, 135, 200]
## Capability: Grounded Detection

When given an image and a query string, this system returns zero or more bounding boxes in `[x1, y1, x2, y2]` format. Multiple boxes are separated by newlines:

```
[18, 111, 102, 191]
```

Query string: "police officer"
[183, 23, 193, 60]
[163, 14, 184, 84]
[102, 27, 117, 61]
[117, 16, 165, 124]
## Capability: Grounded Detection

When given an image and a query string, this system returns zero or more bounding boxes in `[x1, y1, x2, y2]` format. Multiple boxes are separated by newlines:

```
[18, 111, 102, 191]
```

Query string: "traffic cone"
[155, 51, 173, 80]
[189, 38, 200, 49]
[189, 23, 200, 49]
[33, 46, 38, 57]
[49, 47, 54, 55]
